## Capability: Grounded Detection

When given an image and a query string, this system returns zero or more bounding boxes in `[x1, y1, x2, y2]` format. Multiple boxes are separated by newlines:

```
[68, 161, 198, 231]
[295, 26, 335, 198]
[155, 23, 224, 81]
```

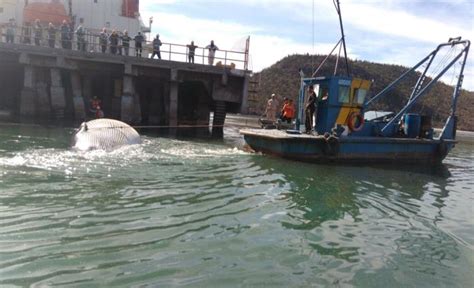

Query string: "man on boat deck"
[281, 99, 295, 123]
[265, 94, 278, 122]
[305, 85, 317, 134]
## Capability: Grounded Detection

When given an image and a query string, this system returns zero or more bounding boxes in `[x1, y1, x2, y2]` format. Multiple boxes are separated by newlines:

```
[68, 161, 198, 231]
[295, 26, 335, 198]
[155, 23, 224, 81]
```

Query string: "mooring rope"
[0, 122, 232, 130]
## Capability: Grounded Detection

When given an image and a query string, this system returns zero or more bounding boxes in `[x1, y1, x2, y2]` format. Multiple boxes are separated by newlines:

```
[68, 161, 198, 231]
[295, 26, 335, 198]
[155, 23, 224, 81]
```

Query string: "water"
[0, 124, 473, 287]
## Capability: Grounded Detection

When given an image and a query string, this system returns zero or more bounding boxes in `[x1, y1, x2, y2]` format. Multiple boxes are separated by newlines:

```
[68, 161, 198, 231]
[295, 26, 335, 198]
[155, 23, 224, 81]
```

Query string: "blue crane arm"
[363, 39, 470, 137]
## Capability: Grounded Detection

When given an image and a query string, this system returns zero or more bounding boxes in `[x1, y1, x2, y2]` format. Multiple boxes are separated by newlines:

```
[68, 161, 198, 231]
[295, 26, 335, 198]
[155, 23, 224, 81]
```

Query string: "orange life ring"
[347, 112, 365, 132]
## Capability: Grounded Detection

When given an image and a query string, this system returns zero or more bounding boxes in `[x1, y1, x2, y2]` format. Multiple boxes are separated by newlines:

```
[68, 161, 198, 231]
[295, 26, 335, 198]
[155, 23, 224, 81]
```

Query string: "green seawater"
[0, 124, 473, 287]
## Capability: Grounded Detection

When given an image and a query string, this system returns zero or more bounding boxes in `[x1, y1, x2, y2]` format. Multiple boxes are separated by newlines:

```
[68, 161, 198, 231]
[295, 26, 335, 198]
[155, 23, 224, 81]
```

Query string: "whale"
[72, 118, 141, 151]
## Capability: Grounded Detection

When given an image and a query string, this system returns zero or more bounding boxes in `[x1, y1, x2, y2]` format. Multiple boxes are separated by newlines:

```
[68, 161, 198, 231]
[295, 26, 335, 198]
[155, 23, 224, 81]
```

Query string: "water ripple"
[0, 127, 473, 287]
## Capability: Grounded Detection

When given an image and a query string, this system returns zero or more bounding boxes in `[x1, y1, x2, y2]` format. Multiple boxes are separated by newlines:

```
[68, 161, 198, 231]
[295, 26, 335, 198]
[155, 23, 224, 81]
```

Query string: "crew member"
[280, 97, 288, 119]
[281, 99, 295, 123]
[305, 85, 316, 133]
[90, 96, 103, 118]
[95, 106, 104, 118]
[265, 94, 278, 122]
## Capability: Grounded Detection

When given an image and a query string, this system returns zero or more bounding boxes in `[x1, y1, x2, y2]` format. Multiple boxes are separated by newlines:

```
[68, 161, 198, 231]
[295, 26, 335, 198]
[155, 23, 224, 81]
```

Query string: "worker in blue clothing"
[151, 34, 162, 59]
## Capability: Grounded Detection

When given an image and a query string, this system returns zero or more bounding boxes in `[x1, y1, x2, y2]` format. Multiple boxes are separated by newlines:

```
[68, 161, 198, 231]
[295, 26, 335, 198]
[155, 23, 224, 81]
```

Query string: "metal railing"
[0, 24, 250, 70]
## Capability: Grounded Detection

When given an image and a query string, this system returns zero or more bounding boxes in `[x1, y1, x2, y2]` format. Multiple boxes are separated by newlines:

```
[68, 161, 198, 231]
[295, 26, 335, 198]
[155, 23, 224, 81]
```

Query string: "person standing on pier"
[117, 31, 123, 55]
[187, 41, 197, 63]
[305, 85, 317, 134]
[206, 40, 219, 65]
[99, 28, 108, 53]
[60, 20, 70, 49]
[121, 30, 131, 56]
[33, 19, 42, 46]
[6, 18, 16, 44]
[47, 23, 56, 48]
[151, 34, 162, 59]
[109, 30, 119, 55]
[75, 24, 86, 52]
[22, 22, 32, 44]
[134, 32, 144, 57]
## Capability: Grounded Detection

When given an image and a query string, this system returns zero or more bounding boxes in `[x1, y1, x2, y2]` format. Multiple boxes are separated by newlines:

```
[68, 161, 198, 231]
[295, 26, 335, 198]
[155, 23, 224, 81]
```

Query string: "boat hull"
[241, 129, 454, 164]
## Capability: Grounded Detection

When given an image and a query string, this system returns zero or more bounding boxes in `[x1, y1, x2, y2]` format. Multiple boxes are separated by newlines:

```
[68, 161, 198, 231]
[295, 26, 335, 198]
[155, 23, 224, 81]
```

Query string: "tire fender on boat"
[347, 112, 365, 132]
[437, 140, 449, 159]
[323, 135, 340, 156]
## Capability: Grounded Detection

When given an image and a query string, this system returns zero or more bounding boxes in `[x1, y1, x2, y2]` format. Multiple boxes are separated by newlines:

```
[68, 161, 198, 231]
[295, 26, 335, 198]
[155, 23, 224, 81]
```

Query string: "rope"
[0, 122, 42, 127]
[0, 122, 226, 129]
[132, 124, 225, 129]
[311, 0, 315, 73]
[429, 46, 454, 79]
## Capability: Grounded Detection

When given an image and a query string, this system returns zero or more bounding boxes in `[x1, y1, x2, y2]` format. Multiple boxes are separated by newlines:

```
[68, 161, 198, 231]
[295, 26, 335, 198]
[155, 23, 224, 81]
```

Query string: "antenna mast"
[335, 0, 350, 76]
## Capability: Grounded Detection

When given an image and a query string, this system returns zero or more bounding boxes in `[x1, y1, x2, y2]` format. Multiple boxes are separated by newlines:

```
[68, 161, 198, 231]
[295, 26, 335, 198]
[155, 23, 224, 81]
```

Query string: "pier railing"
[0, 24, 250, 70]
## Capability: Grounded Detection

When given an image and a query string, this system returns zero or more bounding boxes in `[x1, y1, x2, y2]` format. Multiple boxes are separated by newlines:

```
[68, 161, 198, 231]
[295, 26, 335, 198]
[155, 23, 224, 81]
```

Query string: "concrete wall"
[0, 42, 250, 136]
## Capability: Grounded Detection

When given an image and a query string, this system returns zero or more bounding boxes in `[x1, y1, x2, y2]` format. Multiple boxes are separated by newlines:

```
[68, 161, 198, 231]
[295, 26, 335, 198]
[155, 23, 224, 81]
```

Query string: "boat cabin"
[300, 76, 371, 136]
[299, 75, 437, 140]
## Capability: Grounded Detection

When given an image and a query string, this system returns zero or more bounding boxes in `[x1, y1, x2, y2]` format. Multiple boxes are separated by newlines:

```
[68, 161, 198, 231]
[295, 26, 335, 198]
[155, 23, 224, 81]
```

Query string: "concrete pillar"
[121, 75, 140, 123]
[36, 82, 50, 117]
[133, 81, 141, 123]
[83, 77, 92, 113]
[212, 100, 226, 138]
[71, 71, 86, 121]
[50, 68, 66, 119]
[169, 69, 179, 129]
[240, 75, 250, 114]
[20, 65, 36, 117]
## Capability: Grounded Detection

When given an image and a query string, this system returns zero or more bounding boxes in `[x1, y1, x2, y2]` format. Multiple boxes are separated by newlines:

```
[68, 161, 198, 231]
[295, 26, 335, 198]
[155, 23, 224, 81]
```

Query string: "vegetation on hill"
[249, 54, 474, 131]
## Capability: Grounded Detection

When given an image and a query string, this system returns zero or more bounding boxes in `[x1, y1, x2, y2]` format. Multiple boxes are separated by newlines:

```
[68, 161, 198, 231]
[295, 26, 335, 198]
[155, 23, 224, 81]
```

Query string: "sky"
[140, 0, 474, 91]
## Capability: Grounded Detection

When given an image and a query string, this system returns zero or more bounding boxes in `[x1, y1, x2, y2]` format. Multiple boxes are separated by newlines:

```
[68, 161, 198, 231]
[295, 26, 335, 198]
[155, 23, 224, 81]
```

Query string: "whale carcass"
[72, 118, 141, 151]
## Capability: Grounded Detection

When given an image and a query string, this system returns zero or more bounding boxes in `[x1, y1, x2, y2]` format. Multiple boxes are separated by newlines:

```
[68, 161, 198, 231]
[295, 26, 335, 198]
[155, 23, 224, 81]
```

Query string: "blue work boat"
[241, 1, 470, 164]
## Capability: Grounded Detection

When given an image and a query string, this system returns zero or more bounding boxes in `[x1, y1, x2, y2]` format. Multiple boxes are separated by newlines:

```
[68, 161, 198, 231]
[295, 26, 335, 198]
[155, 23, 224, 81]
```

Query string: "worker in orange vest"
[281, 99, 295, 123]
[90, 96, 104, 118]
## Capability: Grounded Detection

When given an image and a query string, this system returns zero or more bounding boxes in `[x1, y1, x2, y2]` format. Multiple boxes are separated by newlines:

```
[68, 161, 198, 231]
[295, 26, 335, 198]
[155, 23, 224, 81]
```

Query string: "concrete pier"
[20, 65, 36, 117]
[0, 42, 250, 136]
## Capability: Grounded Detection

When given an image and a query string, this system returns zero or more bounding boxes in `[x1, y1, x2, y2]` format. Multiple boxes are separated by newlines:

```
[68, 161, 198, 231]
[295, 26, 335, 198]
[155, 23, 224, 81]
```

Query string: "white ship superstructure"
[0, 0, 149, 36]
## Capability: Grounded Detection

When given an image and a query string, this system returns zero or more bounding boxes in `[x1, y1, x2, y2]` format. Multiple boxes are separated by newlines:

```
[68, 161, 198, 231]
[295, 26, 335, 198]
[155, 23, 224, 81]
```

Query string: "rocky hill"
[249, 54, 474, 131]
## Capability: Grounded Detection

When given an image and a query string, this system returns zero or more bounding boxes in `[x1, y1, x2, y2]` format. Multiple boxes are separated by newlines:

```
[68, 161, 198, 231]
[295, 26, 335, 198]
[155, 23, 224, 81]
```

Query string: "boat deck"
[240, 128, 324, 140]
[240, 128, 456, 144]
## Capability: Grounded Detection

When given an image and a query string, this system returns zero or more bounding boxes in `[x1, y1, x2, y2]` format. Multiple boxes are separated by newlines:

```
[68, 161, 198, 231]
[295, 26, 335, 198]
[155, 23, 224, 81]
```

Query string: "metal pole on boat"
[449, 40, 470, 116]
[296, 69, 306, 130]
[335, 0, 350, 76]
